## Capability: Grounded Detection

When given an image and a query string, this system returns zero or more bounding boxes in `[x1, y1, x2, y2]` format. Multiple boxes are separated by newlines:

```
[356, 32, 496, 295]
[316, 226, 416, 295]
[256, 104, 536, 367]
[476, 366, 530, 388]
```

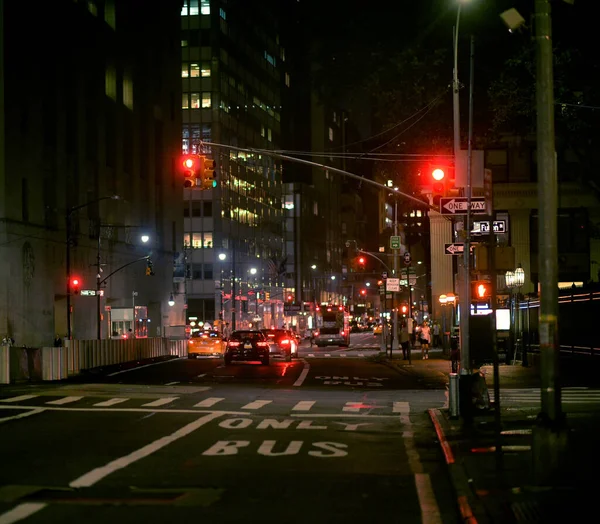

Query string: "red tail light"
[280, 339, 290, 345]
[257, 342, 269, 348]
[228, 341, 240, 347]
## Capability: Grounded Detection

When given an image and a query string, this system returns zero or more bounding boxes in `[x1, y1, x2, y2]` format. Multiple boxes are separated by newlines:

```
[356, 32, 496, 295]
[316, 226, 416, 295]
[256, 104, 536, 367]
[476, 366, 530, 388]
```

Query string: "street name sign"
[390, 236, 401, 249]
[386, 278, 400, 292]
[439, 197, 487, 215]
[81, 289, 103, 296]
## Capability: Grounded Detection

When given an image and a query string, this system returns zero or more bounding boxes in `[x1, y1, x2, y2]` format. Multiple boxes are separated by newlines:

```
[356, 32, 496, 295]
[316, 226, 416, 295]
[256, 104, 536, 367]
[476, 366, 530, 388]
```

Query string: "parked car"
[187, 330, 225, 358]
[260, 328, 298, 361]
[224, 330, 270, 366]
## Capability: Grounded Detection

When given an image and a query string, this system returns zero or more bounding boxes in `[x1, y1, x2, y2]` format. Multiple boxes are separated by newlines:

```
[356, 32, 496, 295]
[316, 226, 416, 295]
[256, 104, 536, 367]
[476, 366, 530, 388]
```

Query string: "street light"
[66, 194, 120, 340]
[218, 251, 236, 329]
[168, 293, 175, 307]
[505, 263, 526, 366]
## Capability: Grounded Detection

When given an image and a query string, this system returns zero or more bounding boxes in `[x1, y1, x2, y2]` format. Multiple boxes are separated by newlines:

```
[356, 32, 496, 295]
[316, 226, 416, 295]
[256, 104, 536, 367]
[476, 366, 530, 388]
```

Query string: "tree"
[487, 41, 600, 193]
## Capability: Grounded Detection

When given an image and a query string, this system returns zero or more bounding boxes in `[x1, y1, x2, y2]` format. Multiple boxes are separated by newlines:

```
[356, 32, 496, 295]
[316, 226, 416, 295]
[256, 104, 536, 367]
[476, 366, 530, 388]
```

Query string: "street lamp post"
[505, 264, 526, 366]
[65, 195, 120, 340]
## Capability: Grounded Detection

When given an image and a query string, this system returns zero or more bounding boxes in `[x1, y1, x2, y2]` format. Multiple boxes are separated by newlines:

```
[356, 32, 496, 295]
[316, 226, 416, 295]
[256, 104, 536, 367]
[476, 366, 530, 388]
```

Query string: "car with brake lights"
[224, 330, 270, 366]
[260, 328, 298, 361]
[187, 330, 225, 358]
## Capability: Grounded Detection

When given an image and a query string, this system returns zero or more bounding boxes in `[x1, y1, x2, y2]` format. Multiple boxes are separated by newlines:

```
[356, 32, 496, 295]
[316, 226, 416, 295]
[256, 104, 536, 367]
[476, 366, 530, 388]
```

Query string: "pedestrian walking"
[399, 322, 410, 360]
[420, 322, 431, 359]
[432, 322, 441, 348]
[222, 322, 231, 339]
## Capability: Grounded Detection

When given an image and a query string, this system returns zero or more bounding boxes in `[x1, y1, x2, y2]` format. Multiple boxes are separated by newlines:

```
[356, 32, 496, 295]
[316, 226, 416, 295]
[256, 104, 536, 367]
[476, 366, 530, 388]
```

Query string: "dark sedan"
[224, 330, 270, 366]
[260, 328, 298, 361]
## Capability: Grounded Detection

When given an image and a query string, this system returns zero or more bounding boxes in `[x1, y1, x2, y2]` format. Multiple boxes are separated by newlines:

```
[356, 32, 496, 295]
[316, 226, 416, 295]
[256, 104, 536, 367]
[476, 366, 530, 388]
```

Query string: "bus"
[314, 304, 350, 347]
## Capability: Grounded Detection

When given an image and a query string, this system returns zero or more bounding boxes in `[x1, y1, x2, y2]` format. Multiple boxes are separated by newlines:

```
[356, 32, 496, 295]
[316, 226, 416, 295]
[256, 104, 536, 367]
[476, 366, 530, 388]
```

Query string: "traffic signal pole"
[391, 200, 400, 356]
[532, 0, 568, 485]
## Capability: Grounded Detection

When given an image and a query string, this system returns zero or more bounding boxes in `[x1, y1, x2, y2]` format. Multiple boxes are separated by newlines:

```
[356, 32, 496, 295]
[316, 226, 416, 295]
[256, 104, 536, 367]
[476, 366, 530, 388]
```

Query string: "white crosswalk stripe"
[241, 400, 273, 410]
[0, 395, 39, 403]
[193, 397, 224, 408]
[292, 400, 316, 411]
[141, 397, 178, 407]
[93, 398, 129, 407]
[489, 388, 600, 404]
[45, 396, 83, 405]
[342, 402, 362, 413]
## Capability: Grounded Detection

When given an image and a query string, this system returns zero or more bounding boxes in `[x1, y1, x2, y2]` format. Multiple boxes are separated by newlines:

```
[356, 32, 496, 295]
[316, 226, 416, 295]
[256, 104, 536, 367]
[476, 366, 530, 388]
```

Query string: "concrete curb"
[428, 408, 489, 524]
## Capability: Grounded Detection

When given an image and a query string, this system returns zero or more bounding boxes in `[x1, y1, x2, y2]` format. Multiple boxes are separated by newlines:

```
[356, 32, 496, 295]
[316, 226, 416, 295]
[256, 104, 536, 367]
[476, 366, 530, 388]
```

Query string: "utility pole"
[96, 232, 102, 339]
[391, 200, 399, 357]
[66, 212, 73, 339]
[532, 0, 568, 485]
[231, 247, 237, 330]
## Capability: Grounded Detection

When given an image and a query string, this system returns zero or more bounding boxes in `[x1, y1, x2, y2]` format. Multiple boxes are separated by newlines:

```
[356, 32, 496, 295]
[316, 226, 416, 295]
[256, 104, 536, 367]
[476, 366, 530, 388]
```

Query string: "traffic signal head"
[401, 305, 408, 314]
[201, 158, 217, 189]
[360, 289, 367, 296]
[431, 167, 447, 206]
[287, 294, 293, 302]
[146, 259, 154, 276]
[180, 154, 204, 188]
[70, 277, 81, 295]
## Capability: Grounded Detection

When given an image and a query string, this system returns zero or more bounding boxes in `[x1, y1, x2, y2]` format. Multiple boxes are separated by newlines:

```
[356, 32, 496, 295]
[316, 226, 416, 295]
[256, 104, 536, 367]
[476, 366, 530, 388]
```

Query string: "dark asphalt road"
[2, 332, 599, 523]
[0, 336, 457, 524]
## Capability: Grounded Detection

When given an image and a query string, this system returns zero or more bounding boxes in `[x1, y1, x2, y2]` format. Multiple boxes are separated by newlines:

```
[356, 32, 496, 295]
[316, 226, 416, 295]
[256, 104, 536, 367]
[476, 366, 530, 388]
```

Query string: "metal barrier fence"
[1, 338, 187, 384]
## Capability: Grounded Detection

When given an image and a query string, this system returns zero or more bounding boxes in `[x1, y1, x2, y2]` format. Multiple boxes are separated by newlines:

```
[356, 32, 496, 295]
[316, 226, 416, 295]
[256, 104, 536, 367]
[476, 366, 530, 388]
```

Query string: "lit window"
[181, 40, 188, 47]
[267, 128, 272, 142]
[182, 94, 189, 109]
[261, 125, 265, 138]
[201, 63, 211, 77]
[285, 72, 290, 87]
[219, 7, 226, 19]
[203, 232, 213, 248]
[192, 233, 202, 248]
[328, 127, 333, 141]
[181, 1, 188, 16]
[104, 0, 116, 29]
[181, 63, 189, 78]
[123, 70, 133, 110]
[201, 0, 210, 15]
[191, 93, 200, 108]
[202, 92, 211, 108]
[183, 233, 190, 247]
[190, 63, 200, 77]
[189, 0, 199, 15]
[87, 1, 97, 16]
[105, 65, 116, 100]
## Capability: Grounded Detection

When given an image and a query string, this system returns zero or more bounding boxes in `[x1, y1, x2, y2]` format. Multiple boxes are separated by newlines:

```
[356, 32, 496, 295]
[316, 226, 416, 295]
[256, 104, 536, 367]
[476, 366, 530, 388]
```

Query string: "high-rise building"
[180, 0, 292, 330]
[0, 0, 183, 344]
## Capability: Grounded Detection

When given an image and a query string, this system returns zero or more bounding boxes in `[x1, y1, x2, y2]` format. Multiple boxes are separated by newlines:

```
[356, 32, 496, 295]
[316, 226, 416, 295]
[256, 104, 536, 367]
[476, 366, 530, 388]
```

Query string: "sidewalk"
[394, 352, 598, 522]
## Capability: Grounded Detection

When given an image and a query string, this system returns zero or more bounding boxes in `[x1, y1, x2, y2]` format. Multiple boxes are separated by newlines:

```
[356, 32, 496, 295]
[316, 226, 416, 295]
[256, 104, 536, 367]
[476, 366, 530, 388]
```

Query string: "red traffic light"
[401, 305, 408, 314]
[360, 289, 367, 296]
[358, 256, 366, 265]
[432, 168, 445, 181]
[180, 154, 204, 187]
[184, 158, 194, 169]
[70, 277, 81, 295]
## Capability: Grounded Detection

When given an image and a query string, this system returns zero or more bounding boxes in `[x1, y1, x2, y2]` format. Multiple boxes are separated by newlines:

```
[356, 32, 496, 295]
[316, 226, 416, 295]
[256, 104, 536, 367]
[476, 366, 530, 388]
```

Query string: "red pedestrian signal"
[471, 280, 491, 302]
[401, 305, 408, 314]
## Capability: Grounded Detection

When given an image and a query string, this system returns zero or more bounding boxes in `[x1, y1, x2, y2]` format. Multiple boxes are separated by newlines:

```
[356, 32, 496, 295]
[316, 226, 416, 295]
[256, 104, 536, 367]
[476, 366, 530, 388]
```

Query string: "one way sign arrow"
[444, 243, 464, 255]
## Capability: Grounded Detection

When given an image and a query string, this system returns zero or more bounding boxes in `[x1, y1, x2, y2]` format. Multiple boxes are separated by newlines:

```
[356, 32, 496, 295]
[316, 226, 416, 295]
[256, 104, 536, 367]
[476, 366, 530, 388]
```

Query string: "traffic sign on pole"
[439, 197, 487, 215]
[390, 236, 401, 249]
[386, 278, 400, 292]
[403, 252, 411, 266]
[444, 243, 464, 255]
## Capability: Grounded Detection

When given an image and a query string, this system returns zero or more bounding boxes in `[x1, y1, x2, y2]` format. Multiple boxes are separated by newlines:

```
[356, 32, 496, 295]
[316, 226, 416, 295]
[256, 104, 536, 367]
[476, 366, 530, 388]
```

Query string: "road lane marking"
[69, 412, 223, 488]
[308, 354, 315, 357]
[141, 397, 178, 407]
[45, 396, 83, 405]
[292, 401, 315, 411]
[393, 401, 410, 414]
[197, 374, 206, 378]
[342, 402, 361, 413]
[0, 395, 38, 403]
[415, 473, 442, 524]
[340, 354, 348, 358]
[107, 357, 182, 377]
[358, 353, 365, 357]
[0, 502, 48, 524]
[324, 354, 331, 357]
[164, 381, 179, 386]
[293, 359, 310, 387]
[193, 397, 224, 408]
[241, 400, 272, 410]
[0, 408, 45, 425]
[0, 403, 401, 418]
[93, 398, 129, 407]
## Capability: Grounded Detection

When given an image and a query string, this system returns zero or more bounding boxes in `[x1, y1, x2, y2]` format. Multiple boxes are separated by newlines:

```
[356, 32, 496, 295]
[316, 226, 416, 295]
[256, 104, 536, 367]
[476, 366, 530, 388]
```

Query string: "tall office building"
[180, 0, 294, 330]
[0, 0, 183, 345]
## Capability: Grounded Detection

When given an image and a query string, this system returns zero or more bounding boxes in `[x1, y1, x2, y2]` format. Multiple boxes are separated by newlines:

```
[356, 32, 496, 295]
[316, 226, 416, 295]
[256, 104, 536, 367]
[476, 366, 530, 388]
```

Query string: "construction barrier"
[0, 338, 188, 383]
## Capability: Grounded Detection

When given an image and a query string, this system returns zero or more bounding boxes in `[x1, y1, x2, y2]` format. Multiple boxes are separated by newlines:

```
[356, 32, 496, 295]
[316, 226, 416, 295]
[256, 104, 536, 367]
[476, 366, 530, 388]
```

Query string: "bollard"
[449, 372, 460, 419]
